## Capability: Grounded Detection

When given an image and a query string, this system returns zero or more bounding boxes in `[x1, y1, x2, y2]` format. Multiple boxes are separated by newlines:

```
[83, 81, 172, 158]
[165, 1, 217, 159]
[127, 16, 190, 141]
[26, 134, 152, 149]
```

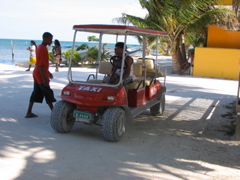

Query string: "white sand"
[0, 62, 240, 180]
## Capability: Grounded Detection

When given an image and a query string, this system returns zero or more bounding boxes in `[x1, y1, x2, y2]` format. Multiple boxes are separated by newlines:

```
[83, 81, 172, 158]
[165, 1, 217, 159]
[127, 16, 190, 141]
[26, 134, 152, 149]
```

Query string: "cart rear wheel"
[101, 107, 126, 142]
[51, 100, 76, 133]
[150, 93, 165, 116]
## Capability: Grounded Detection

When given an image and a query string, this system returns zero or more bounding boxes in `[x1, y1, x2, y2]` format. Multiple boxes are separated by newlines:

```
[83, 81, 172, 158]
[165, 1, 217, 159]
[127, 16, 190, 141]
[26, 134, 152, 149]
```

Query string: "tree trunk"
[171, 50, 181, 74]
[180, 34, 187, 62]
[146, 47, 151, 55]
[171, 38, 182, 74]
[145, 43, 151, 56]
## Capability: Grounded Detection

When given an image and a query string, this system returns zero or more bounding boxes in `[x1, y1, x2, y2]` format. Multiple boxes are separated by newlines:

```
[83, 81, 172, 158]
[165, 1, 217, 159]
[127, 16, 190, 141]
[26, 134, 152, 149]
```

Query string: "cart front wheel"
[101, 107, 126, 142]
[51, 100, 76, 133]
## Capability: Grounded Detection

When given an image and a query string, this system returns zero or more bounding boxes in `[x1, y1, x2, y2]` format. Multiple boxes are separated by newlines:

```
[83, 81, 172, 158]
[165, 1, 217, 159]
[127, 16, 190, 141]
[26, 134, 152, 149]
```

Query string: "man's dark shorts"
[30, 82, 56, 104]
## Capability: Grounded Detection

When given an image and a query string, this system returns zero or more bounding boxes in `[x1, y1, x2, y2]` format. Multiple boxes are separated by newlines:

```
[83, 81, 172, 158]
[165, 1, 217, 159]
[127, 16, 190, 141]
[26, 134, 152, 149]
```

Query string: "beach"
[0, 38, 142, 65]
[0, 62, 240, 180]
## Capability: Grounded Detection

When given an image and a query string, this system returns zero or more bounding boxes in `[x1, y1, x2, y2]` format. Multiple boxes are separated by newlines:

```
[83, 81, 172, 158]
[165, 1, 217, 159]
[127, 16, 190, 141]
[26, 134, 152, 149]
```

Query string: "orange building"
[220, 0, 232, 5]
[193, 0, 239, 80]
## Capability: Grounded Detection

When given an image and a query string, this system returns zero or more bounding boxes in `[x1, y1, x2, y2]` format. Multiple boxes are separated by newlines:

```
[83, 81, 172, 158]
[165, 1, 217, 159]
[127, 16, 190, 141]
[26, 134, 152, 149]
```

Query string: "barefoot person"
[52, 39, 62, 72]
[26, 40, 37, 71]
[25, 32, 56, 118]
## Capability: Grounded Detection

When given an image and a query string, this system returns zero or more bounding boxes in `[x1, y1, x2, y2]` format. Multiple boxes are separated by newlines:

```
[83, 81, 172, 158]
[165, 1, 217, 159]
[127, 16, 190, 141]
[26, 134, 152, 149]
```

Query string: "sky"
[0, 0, 147, 44]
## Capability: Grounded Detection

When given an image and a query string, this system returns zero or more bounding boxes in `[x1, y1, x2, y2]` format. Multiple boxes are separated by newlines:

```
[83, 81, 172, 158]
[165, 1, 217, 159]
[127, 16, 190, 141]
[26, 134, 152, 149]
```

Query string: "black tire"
[101, 107, 126, 142]
[51, 100, 76, 133]
[150, 93, 165, 116]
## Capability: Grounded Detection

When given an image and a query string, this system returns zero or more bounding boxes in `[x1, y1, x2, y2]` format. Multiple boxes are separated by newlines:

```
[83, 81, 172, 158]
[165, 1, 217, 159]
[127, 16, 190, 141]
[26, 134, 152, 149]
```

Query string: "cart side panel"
[145, 81, 162, 100]
[128, 88, 146, 107]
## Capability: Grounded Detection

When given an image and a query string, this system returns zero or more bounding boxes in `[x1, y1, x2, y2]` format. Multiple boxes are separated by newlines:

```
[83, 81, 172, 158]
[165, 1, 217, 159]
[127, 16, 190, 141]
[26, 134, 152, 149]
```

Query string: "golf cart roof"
[73, 24, 168, 37]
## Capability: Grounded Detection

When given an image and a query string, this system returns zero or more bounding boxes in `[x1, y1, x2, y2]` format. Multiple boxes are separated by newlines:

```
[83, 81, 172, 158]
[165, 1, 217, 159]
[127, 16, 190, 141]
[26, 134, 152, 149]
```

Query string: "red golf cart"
[51, 24, 168, 142]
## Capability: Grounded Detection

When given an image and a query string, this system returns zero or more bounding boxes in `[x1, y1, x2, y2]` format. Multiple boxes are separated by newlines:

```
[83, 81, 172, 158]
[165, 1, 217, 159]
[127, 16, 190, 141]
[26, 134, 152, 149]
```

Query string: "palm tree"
[233, 0, 240, 19]
[62, 49, 82, 66]
[114, 0, 234, 73]
[76, 43, 89, 51]
[85, 43, 110, 63]
[87, 36, 99, 42]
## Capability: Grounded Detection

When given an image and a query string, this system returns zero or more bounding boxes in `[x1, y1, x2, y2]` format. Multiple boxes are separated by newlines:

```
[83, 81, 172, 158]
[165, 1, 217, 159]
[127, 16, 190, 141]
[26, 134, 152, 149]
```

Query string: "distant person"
[180, 49, 194, 75]
[25, 32, 56, 118]
[188, 49, 194, 75]
[26, 40, 37, 71]
[111, 42, 134, 86]
[52, 39, 62, 72]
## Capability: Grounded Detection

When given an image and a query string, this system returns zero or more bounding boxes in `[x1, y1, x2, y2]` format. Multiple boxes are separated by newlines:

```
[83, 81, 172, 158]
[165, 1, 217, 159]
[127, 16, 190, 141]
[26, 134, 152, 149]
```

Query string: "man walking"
[25, 32, 56, 118]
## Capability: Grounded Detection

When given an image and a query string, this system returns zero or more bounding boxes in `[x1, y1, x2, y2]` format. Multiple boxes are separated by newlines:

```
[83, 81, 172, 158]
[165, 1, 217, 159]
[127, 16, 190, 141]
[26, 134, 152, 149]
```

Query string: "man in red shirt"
[25, 32, 56, 118]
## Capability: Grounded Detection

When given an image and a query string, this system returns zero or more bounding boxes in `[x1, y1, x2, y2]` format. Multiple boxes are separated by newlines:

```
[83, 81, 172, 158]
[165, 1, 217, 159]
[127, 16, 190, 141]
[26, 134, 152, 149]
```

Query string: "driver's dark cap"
[115, 42, 127, 51]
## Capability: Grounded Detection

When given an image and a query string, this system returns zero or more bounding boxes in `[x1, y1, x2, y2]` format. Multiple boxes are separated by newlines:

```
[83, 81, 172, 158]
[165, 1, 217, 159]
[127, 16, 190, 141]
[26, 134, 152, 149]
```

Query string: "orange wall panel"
[214, 0, 232, 5]
[220, 0, 232, 5]
[207, 25, 240, 49]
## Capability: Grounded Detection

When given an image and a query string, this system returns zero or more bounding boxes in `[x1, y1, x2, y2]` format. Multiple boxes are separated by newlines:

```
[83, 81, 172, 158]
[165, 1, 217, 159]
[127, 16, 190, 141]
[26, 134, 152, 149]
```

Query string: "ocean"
[0, 38, 141, 64]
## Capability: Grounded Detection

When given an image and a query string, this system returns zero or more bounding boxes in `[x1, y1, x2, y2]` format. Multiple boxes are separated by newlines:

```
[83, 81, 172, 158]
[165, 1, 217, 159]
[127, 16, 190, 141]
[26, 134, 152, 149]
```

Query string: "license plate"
[73, 110, 93, 120]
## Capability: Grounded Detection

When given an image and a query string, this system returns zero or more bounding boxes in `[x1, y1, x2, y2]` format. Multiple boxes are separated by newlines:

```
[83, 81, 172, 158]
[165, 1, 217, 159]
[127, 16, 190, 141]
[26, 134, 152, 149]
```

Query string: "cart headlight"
[63, 91, 71, 96]
[107, 96, 115, 101]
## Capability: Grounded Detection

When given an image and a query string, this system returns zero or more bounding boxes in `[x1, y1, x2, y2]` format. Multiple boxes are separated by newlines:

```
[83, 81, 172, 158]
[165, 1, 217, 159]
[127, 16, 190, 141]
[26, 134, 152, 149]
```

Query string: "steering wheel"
[110, 55, 127, 69]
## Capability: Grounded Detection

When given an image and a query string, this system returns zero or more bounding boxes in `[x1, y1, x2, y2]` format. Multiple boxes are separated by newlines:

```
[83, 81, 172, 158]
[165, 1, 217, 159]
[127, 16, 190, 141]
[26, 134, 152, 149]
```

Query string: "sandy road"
[0, 64, 239, 180]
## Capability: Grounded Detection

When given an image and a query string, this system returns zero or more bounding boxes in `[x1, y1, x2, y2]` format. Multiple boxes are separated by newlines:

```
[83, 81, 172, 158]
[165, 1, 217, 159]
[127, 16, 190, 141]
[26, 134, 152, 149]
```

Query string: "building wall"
[220, 0, 232, 5]
[191, 2, 238, 80]
[193, 47, 239, 80]
[207, 25, 240, 49]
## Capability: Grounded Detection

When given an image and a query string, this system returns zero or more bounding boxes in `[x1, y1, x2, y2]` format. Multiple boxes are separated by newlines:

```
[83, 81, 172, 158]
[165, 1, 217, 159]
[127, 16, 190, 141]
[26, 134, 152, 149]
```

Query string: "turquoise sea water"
[0, 38, 140, 64]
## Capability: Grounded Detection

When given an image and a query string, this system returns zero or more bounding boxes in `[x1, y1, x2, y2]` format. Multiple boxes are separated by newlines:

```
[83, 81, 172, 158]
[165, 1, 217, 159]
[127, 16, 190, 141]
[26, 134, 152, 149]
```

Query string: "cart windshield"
[67, 24, 167, 86]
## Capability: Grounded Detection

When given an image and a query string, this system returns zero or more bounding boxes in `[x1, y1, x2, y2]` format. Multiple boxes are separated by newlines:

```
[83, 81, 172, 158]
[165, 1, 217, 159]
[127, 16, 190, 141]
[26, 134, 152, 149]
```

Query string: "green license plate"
[73, 110, 93, 120]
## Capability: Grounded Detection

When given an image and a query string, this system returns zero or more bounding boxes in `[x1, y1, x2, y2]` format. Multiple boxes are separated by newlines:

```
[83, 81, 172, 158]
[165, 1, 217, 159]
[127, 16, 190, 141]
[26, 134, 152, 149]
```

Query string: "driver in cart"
[110, 42, 134, 87]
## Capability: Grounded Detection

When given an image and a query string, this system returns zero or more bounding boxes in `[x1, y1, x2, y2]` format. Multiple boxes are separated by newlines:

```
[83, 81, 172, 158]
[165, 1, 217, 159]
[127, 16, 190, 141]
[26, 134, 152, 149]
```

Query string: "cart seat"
[87, 61, 112, 83]
[137, 58, 165, 78]
[127, 63, 144, 90]
[128, 62, 158, 89]
[99, 61, 112, 74]
[133, 62, 152, 86]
